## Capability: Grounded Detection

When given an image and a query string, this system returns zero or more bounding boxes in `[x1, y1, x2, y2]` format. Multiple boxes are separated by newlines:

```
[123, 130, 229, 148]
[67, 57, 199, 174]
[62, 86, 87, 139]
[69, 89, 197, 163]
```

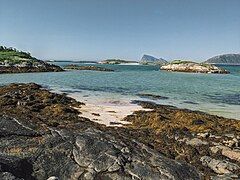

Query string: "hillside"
[205, 54, 240, 64]
[140, 54, 168, 65]
[0, 46, 36, 63]
[0, 46, 63, 73]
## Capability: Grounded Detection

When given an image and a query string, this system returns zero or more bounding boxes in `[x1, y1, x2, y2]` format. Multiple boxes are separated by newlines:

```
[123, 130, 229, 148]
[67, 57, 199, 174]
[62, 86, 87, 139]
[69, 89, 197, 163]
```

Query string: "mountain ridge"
[204, 53, 240, 64]
[140, 54, 168, 65]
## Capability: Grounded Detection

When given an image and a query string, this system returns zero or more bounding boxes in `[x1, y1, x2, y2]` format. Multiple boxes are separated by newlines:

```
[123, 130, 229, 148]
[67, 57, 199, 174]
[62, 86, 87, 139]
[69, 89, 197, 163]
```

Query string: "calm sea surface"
[1, 63, 240, 119]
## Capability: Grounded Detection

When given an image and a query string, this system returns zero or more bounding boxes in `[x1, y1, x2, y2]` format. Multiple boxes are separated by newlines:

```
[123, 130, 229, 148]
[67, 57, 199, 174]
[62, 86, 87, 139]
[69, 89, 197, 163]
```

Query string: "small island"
[161, 60, 229, 74]
[64, 64, 114, 72]
[98, 59, 138, 65]
[0, 46, 63, 74]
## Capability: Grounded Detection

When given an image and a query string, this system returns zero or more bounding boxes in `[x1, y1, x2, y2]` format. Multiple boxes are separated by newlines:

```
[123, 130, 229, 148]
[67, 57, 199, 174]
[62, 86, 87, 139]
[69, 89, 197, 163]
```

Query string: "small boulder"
[192, 119, 205, 125]
[186, 138, 208, 146]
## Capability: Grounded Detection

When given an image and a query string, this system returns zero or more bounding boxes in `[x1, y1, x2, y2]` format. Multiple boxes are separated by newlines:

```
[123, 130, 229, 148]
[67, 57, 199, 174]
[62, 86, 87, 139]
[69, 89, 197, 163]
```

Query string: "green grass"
[0, 47, 36, 63]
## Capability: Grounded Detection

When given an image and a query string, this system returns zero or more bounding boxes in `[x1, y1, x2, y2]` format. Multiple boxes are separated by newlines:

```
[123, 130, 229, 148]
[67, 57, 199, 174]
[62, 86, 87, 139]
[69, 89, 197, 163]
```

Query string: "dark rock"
[0, 155, 35, 180]
[192, 119, 205, 125]
[137, 93, 169, 100]
[109, 122, 123, 125]
[0, 115, 40, 137]
[92, 113, 100, 116]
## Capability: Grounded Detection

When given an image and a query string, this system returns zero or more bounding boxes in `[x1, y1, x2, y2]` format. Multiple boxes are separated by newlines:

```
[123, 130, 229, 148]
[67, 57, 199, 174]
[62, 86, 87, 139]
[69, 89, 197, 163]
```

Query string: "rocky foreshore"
[0, 83, 239, 179]
[64, 64, 114, 72]
[0, 63, 63, 74]
[125, 101, 240, 179]
[161, 61, 229, 74]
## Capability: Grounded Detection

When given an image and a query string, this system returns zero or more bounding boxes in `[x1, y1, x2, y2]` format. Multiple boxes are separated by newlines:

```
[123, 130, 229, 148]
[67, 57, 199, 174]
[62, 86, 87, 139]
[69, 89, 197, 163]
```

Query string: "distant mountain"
[205, 54, 240, 64]
[140, 54, 168, 65]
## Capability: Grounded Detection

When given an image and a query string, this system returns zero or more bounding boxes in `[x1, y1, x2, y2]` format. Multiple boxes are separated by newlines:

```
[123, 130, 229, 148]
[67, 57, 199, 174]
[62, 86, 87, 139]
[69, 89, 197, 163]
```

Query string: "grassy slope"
[0, 48, 36, 64]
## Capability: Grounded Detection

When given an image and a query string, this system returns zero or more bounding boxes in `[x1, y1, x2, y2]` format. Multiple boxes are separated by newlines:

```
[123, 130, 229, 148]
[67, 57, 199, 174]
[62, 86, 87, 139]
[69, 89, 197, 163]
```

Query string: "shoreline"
[59, 88, 240, 120]
[0, 83, 240, 179]
[66, 90, 153, 126]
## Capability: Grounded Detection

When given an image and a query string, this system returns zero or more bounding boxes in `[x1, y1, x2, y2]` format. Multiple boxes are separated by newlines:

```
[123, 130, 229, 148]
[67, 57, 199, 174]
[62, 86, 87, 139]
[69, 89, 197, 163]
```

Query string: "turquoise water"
[0, 63, 240, 119]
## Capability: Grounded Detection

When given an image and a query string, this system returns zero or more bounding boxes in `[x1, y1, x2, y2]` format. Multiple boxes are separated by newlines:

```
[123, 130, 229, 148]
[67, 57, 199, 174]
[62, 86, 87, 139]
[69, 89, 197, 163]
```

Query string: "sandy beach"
[68, 92, 152, 126]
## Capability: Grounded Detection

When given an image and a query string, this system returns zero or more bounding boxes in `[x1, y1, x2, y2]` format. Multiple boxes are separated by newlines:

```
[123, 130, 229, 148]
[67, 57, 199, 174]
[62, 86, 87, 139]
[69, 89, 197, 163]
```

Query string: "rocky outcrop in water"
[64, 64, 114, 72]
[161, 61, 229, 74]
[0, 62, 63, 74]
[0, 83, 200, 180]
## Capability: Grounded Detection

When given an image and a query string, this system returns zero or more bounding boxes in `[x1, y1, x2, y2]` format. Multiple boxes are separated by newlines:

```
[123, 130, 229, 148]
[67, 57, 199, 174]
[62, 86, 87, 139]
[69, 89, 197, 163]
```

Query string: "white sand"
[68, 92, 152, 127]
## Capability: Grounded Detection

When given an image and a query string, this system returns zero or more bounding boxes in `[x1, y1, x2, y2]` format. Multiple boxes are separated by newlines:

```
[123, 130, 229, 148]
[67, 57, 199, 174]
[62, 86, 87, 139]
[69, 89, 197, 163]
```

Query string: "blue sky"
[0, 0, 239, 61]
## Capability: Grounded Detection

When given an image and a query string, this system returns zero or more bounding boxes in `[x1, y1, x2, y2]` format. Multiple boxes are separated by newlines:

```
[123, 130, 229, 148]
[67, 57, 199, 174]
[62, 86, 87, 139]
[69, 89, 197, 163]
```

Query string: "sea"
[0, 62, 240, 120]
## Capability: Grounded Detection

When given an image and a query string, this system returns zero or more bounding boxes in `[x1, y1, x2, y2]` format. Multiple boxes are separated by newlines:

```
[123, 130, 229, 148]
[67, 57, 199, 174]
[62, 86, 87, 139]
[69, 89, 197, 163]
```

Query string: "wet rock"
[137, 93, 169, 100]
[200, 156, 239, 174]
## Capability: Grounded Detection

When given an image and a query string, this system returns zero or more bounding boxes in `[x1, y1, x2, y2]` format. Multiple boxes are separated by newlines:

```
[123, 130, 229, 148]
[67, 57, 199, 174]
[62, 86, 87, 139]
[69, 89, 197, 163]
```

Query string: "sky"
[0, 0, 239, 61]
